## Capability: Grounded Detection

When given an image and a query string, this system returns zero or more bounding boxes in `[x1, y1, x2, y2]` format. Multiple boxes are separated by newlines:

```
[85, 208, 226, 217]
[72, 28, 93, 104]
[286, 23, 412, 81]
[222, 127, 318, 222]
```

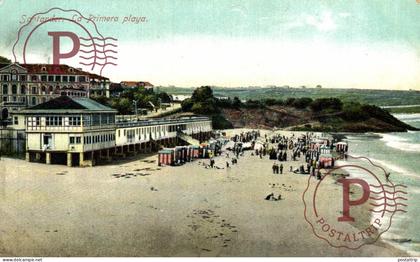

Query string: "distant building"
[120, 81, 154, 89]
[89, 73, 110, 98]
[171, 94, 191, 102]
[109, 81, 155, 97]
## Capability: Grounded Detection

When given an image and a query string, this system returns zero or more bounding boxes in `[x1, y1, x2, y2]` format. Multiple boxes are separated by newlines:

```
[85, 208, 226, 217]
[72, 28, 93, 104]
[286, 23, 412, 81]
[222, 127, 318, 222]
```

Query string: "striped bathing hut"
[335, 142, 348, 153]
[158, 149, 175, 166]
[319, 153, 334, 168]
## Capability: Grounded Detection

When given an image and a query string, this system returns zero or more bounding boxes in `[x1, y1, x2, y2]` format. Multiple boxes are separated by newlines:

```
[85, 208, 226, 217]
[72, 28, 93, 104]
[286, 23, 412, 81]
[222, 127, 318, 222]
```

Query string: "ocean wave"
[380, 134, 420, 152]
[393, 113, 420, 120]
[367, 157, 420, 181]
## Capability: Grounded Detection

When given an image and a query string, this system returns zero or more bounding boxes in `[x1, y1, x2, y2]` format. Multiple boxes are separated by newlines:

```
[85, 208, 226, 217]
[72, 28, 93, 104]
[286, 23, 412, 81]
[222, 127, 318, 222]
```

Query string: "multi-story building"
[0, 63, 110, 120]
[21, 95, 117, 166]
[16, 95, 212, 167]
[89, 73, 110, 98]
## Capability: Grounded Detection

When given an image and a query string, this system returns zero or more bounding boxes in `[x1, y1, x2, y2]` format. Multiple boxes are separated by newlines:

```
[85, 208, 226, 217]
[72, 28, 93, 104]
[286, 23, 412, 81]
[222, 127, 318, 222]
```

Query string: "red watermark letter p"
[48, 31, 80, 65]
[337, 178, 370, 222]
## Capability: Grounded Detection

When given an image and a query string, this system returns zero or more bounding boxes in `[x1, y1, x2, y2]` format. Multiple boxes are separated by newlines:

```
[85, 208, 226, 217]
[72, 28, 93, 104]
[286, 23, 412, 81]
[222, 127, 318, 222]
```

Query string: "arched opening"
[12, 85, 17, 94]
[1, 108, 9, 120]
[2, 84, 7, 95]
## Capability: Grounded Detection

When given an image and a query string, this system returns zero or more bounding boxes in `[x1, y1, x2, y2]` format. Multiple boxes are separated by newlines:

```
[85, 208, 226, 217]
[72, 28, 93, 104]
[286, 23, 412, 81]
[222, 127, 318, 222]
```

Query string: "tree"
[158, 92, 172, 103]
[114, 98, 132, 114]
[0, 56, 11, 64]
[181, 98, 194, 111]
[191, 86, 213, 102]
[232, 97, 242, 108]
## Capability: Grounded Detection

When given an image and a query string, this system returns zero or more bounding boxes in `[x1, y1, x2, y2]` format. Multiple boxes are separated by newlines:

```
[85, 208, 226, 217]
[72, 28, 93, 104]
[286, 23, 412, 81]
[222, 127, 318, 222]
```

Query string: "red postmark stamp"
[303, 155, 408, 249]
[12, 7, 117, 75]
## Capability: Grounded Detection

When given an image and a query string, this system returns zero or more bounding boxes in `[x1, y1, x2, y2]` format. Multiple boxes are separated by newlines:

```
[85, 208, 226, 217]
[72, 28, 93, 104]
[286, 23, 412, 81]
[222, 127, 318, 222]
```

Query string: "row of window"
[26, 115, 115, 127]
[2, 84, 25, 95]
[28, 116, 82, 127]
[45, 116, 63, 126]
[1, 74, 87, 83]
[1, 84, 87, 95]
[2, 96, 26, 103]
[116, 124, 199, 139]
[82, 133, 115, 144]
[2, 96, 50, 105]
[69, 136, 82, 144]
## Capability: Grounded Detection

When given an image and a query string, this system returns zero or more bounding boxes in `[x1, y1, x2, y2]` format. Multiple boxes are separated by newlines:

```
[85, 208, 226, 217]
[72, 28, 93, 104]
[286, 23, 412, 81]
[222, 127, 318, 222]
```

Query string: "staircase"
[177, 131, 200, 146]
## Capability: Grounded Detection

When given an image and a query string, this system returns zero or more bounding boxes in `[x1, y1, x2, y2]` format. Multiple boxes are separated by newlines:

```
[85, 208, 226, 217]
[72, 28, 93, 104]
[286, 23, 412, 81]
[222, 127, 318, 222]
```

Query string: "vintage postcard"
[0, 0, 419, 261]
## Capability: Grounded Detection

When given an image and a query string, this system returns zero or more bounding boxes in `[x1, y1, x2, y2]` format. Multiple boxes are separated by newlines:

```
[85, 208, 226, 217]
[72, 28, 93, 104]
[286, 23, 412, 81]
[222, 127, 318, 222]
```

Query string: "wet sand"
[0, 129, 407, 256]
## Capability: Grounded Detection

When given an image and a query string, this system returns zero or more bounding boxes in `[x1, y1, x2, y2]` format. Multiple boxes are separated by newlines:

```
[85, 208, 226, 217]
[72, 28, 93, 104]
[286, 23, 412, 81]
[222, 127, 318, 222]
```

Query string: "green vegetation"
[181, 86, 219, 114]
[160, 86, 420, 107]
[0, 56, 11, 64]
[92, 87, 171, 115]
[180, 86, 417, 132]
[180, 86, 232, 129]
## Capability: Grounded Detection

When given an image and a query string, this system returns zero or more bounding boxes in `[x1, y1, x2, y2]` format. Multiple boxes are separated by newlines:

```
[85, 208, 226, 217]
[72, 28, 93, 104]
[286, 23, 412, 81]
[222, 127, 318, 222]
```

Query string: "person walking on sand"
[272, 163, 276, 174]
[280, 164, 283, 174]
[210, 158, 215, 168]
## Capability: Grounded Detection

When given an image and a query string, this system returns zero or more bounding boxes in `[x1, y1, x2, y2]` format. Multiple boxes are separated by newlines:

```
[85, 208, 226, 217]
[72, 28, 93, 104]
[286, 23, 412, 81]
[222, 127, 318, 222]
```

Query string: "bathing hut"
[319, 153, 334, 168]
[310, 139, 323, 151]
[320, 144, 331, 154]
[190, 145, 201, 158]
[335, 142, 348, 153]
[158, 149, 175, 166]
[175, 146, 188, 164]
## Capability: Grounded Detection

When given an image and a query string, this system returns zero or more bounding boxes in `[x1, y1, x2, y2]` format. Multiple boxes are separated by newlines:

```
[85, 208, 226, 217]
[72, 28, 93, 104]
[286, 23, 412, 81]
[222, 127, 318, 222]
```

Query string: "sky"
[0, 0, 419, 90]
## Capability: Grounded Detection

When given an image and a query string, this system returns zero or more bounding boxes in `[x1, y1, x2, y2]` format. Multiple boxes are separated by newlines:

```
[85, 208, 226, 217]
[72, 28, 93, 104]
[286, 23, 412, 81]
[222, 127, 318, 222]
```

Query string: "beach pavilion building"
[17, 95, 213, 167]
[21, 95, 117, 166]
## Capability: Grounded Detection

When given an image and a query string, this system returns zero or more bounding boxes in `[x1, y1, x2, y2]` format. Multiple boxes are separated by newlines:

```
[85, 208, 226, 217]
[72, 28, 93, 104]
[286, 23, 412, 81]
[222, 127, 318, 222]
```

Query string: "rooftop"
[120, 81, 154, 88]
[23, 96, 117, 113]
[20, 64, 89, 75]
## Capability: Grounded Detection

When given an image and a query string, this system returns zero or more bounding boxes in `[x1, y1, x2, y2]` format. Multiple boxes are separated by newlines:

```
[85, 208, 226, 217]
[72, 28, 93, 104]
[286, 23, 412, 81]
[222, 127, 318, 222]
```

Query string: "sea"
[343, 113, 420, 256]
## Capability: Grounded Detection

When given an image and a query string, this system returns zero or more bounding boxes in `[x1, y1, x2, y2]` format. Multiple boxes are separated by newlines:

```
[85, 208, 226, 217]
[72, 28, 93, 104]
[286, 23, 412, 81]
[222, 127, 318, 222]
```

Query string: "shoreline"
[0, 128, 410, 256]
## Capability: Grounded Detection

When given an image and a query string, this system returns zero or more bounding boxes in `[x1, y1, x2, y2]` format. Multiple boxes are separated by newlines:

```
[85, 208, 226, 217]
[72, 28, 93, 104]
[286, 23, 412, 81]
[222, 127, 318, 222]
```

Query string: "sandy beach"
[0, 129, 407, 256]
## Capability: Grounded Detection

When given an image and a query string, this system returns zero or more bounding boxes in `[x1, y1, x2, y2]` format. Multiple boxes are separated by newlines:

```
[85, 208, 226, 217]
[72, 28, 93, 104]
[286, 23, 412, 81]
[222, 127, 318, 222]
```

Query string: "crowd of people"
[202, 130, 347, 202]
[206, 130, 343, 183]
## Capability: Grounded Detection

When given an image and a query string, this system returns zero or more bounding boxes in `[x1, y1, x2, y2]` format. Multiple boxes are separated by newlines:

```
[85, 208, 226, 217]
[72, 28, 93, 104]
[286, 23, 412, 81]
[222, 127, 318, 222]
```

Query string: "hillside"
[220, 105, 417, 132]
[175, 86, 418, 132]
[160, 86, 420, 107]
